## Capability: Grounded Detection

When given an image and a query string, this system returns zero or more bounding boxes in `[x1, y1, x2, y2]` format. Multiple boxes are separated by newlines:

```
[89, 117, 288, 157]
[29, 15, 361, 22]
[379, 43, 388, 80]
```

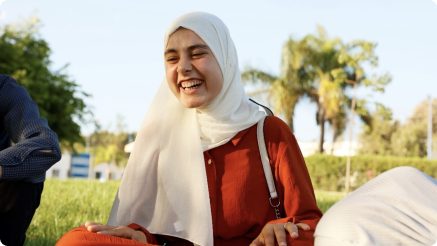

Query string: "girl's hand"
[84, 221, 148, 243]
[250, 222, 310, 246]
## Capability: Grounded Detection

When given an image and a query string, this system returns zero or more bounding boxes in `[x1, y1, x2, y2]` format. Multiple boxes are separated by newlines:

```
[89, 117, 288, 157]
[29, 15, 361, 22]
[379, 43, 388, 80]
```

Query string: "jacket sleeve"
[0, 75, 62, 182]
[265, 117, 322, 231]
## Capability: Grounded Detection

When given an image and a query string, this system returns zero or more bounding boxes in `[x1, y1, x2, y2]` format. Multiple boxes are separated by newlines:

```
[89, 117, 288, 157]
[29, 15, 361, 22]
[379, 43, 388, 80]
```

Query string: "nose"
[177, 56, 192, 74]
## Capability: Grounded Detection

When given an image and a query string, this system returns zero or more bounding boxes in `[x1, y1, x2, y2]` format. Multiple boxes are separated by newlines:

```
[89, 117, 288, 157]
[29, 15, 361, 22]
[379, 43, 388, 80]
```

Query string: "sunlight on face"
[164, 28, 223, 109]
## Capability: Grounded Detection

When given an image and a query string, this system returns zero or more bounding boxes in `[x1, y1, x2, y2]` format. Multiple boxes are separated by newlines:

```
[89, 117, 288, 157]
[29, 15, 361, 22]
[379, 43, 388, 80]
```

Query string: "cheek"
[211, 67, 224, 96]
[165, 65, 178, 90]
[200, 61, 223, 95]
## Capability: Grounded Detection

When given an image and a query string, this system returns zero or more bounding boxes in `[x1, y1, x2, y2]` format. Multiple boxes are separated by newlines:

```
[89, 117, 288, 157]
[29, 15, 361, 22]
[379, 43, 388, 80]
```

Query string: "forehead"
[165, 28, 208, 51]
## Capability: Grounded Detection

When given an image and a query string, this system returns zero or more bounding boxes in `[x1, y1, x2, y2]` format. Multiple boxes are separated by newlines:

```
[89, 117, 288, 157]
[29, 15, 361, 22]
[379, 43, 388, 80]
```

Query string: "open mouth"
[180, 80, 203, 91]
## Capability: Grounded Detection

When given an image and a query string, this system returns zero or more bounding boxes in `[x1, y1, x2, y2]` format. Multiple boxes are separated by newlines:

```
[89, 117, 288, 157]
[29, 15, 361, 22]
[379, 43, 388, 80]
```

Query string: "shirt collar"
[231, 127, 251, 146]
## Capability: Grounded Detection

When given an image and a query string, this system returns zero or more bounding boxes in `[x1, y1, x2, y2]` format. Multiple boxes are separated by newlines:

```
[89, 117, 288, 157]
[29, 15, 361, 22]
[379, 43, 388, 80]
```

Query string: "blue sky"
[1, 0, 436, 141]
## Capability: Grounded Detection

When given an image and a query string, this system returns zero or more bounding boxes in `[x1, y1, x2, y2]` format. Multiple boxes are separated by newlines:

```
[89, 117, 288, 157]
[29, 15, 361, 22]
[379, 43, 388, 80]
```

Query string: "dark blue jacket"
[0, 74, 61, 183]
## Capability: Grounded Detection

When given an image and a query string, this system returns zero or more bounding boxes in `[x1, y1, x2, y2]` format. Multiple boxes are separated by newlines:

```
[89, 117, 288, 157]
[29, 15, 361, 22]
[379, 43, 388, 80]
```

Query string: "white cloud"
[432, 0, 437, 6]
[0, 0, 6, 8]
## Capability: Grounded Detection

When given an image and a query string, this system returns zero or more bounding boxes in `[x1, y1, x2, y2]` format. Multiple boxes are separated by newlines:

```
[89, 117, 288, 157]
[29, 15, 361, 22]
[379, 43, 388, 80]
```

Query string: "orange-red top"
[152, 116, 322, 245]
[56, 116, 322, 246]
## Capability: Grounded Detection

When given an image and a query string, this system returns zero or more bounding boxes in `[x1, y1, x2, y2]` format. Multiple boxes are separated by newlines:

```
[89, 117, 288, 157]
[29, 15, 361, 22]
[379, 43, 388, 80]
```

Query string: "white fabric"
[314, 166, 437, 246]
[107, 12, 265, 246]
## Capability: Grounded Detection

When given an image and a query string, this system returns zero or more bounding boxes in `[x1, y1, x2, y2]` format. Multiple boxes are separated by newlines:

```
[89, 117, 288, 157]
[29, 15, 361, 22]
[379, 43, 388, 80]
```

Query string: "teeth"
[181, 80, 202, 88]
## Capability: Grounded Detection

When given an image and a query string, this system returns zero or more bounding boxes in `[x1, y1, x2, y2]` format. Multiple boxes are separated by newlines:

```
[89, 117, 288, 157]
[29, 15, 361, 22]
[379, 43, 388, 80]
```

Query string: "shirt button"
[208, 159, 212, 165]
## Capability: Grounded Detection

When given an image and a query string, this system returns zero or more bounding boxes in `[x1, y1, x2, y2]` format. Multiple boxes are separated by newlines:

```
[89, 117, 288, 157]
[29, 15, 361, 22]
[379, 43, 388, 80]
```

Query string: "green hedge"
[305, 154, 437, 191]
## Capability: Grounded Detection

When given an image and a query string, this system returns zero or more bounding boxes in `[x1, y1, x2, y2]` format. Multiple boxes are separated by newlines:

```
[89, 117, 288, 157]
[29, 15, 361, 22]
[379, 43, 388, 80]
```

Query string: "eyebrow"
[164, 44, 210, 56]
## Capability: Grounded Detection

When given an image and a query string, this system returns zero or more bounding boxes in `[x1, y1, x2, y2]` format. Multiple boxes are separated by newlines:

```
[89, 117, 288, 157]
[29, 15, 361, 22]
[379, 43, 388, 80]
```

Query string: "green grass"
[314, 190, 345, 213]
[24, 179, 344, 246]
[25, 179, 120, 246]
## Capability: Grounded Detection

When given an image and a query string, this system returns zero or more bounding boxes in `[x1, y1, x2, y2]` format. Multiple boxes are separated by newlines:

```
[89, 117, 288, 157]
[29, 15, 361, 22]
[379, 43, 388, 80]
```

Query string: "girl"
[57, 12, 322, 246]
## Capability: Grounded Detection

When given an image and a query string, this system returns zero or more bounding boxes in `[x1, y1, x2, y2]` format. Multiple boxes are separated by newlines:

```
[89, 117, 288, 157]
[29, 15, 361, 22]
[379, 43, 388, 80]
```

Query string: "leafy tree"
[332, 37, 391, 193]
[359, 103, 400, 155]
[359, 99, 437, 158]
[0, 16, 90, 146]
[243, 27, 390, 153]
[242, 38, 312, 133]
[73, 131, 133, 167]
[302, 28, 348, 153]
[73, 115, 135, 167]
[390, 99, 437, 158]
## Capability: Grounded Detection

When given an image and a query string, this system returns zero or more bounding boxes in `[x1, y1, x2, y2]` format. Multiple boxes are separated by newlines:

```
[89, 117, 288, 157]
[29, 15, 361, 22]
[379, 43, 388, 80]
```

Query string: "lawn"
[24, 179, 344, 246]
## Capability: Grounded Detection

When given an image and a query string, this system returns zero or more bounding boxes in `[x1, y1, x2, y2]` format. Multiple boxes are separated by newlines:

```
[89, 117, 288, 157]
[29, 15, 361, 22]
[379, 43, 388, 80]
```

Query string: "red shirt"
[56, 116, 322, 246]
[154, 116, 322, 245]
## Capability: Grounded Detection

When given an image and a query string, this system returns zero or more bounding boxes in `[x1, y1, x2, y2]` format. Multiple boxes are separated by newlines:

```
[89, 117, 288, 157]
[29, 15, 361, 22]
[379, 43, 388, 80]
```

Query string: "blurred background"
[1, 0, 437, 181]
[1, 1, 437, 245]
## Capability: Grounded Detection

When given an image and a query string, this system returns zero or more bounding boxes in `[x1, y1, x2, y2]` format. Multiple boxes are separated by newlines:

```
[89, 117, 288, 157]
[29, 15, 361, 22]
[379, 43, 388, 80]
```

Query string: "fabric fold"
[108, 12, 265, 246]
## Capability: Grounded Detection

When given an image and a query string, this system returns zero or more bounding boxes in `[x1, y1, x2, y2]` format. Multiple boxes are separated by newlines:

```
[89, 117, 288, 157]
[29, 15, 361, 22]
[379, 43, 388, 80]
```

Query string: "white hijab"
[108, 12, 265, 246]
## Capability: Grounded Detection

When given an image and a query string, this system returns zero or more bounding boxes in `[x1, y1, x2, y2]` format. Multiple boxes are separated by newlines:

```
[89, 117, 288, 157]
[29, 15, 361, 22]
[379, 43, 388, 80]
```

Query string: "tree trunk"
[331, 130, 337, 155]
[345, 82, 358, 194]
[318, 109, 326, 153]
[288, 115, 295, 133]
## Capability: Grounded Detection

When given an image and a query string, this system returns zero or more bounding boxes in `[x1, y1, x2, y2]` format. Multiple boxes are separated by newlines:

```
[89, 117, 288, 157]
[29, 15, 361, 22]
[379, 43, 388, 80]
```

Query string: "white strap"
[257, 116, 278, 199]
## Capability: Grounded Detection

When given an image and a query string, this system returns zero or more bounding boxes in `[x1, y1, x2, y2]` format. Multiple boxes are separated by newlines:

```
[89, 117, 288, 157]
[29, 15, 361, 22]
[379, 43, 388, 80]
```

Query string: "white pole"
[345, 82, 358, 194]
[428, 96, 433, 160]
[85, 135, 90, 153]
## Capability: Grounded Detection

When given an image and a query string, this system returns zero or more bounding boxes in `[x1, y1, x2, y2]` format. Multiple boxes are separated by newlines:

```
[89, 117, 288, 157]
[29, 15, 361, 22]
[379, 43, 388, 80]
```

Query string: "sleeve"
[265, 117, 323, 239]
[127, 224, 160, 245]
[0, 75, 62, 182]
[126, 224, 193, 245]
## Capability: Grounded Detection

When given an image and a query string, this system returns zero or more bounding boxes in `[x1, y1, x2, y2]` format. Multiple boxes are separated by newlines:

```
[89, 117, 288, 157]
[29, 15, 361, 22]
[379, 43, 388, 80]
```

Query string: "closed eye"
[193, 53, 204, 57]
[166, 57, 178, 62]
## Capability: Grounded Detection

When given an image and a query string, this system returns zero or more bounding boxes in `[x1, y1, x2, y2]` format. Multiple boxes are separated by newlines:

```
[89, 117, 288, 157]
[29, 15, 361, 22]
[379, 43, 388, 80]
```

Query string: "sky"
[1, 0, 436, 142]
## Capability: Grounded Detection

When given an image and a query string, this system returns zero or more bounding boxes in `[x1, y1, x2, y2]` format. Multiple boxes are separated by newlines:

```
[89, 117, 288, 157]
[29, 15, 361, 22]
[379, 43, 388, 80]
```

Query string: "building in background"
[298, 141, 361, 157]
[46, 153, 125, 180]
[47, 140, 360, 179]
[93, 162, 125, 182]
[124, 140, 361, 157]
[46, 153, 71, 179]
[70, 153, 91, 178]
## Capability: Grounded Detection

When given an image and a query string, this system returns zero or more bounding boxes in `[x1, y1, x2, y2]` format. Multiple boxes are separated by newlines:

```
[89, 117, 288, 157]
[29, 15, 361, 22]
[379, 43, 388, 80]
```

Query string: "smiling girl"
[56, 12, 322, 246]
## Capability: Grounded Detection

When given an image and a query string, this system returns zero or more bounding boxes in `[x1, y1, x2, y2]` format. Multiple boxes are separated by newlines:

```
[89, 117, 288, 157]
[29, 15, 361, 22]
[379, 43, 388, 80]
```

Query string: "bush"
[305, 154, 437, 191]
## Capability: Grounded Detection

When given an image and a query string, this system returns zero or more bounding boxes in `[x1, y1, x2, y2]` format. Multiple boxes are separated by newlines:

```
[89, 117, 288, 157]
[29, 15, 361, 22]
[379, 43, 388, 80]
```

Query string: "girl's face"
[164, 28, 224, 109]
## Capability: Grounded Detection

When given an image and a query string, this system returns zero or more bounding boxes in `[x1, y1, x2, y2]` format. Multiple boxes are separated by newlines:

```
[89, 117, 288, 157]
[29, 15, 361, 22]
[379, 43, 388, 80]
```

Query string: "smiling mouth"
[180, 80, 203, 91]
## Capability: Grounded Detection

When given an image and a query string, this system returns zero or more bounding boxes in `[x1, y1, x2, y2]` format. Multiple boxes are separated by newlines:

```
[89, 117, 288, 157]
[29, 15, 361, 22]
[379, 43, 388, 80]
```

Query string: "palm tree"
[243, 27, 390, 155]
[242, 38, 311, 133]
[242, 27, 348, 152]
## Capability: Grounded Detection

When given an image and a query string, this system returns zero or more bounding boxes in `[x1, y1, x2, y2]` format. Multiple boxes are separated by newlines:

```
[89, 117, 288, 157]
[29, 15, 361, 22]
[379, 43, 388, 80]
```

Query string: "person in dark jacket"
[0, 74, 62, 246]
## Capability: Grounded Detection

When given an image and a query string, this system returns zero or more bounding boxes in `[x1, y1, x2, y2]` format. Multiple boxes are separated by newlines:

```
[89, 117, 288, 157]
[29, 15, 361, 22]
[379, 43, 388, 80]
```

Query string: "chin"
[180, 98, 208, 109]
[182, 102, 204, 109]
[182, 104, 197, 109]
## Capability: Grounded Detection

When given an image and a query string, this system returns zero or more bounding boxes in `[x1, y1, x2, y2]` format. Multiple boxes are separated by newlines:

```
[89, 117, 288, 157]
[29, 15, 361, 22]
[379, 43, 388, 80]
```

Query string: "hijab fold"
[108, 12, 265, 246]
